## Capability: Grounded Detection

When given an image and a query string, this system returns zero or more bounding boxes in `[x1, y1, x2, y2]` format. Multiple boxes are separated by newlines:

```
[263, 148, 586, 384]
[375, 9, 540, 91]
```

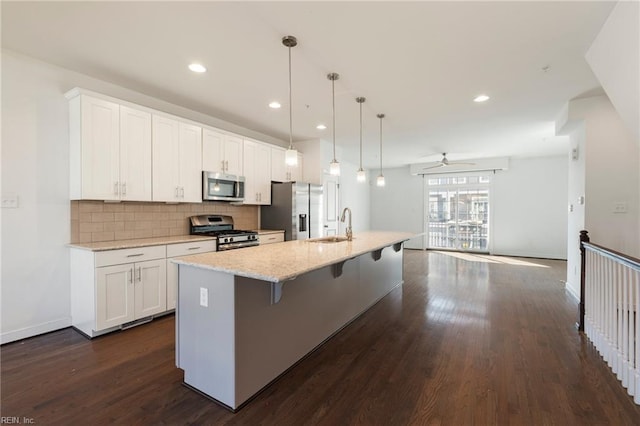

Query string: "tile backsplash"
[70, 201, 259, 243]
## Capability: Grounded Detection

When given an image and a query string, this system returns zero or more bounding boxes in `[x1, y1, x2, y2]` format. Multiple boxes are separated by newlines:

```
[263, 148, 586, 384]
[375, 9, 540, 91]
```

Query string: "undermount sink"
[308, 236, 352, 243]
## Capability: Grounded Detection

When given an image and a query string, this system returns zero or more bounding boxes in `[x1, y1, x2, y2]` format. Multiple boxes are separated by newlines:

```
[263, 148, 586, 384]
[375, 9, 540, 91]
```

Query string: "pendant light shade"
[327, 72, 340, 176]
[376, 114, 386, 187]
[356, 97, 366, 183]
[283, 35, 298, 167]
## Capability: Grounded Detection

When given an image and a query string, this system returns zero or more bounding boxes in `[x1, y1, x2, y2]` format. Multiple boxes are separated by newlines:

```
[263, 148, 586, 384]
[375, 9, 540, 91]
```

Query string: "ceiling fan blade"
[422, 163, 445, 170]
[447, 161, 476, 166]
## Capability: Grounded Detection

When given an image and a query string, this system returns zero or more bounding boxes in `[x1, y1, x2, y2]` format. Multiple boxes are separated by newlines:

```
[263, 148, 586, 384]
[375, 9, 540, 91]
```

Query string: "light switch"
[613, 202, 628, 214]
[1, 194, 18, 209]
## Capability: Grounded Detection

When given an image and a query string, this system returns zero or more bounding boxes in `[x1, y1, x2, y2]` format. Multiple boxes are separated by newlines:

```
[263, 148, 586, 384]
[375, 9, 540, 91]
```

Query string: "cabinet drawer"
[259, 233, 284, 245]
[167, 240, 216, 257]
[95, 245, 166, 267]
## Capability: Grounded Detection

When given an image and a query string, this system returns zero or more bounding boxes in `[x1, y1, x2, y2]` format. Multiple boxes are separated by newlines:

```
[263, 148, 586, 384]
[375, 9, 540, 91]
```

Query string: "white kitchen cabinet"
[202, 128, 243, 175]
[67, 92, 152, 201]
[152, 115, 202, 202]
[96, 258, 166, 330]
[166, 240, 217, 310]
[271, 147, 303, 182]
[258, 231, 285, 245]
[119, 105, 152, 201]
[95, 263, 134, 329]
[71, 245, 167, 337]
[243, 139, 272, 205]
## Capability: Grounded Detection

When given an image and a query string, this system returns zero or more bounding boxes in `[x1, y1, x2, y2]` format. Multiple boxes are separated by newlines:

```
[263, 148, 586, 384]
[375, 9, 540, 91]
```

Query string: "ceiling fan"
[422, 153, 476, 170]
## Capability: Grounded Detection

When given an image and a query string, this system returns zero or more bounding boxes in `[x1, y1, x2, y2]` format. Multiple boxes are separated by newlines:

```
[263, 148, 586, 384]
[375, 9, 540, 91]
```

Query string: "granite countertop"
[173, 231, 415, 283]
[253, 229, 285, 235]
[68, 235, 216, 251]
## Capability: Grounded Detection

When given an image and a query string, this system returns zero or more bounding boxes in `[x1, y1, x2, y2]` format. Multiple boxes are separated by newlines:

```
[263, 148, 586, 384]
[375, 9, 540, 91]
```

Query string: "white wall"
[370, 160, 569, 257]
[336, 159, 370, 234]
[492, 156, 568, 259]
[297, 138, 370, 234]
[370, 167, 425, 250]
[558, 95, 639, 298]
[585, 1, 639, 143]
[0, 50, 287, 343]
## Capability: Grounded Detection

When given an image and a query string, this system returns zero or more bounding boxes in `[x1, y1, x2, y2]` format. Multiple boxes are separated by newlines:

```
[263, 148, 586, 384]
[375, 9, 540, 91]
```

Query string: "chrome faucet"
[340, 207, 353, 241]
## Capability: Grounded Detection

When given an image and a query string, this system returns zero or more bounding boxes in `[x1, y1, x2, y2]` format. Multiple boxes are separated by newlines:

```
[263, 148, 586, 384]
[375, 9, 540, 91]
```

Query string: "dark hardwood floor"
[3, 250, 640, 425]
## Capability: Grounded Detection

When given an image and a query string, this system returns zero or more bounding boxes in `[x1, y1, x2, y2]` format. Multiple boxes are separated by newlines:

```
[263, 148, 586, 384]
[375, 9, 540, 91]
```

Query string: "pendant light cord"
[359, 101, 363, 169]
[332, 78, 336, 160]
[288, 45, 293, 150]
[379, 114, 384, 174]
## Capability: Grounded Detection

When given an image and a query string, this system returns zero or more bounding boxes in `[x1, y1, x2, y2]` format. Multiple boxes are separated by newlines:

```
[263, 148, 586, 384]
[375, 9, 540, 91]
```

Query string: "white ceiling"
[1, 1, 615, 169]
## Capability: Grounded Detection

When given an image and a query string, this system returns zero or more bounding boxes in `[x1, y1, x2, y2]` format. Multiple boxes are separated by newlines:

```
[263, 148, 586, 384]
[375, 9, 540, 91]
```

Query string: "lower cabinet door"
[96, 263, 135, 330]
[134, 258, 167, 318]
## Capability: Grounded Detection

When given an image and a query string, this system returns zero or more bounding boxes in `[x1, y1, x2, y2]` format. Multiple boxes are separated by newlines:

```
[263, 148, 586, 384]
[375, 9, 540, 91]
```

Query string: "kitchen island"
[173, 231, 414, 410]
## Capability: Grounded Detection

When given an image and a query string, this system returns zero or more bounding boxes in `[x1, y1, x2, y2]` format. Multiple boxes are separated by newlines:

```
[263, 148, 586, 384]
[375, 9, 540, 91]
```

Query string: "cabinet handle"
[180, 187, 185, 198]
[126, 253, 145, 258]
[221, 160, 225, 171]
[121, 182, 127, 196]
[114, 182, 119, 196]
[187, 246, 201, 250]
[128, 268, 133, 284]
[225, 160, 229, 171]
[136, 267, 141, 282]
[175, 187, 179, 197]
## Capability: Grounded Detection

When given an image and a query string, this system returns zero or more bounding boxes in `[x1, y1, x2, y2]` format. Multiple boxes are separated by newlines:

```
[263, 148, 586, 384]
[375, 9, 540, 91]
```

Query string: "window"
[426, 174, 490, 252]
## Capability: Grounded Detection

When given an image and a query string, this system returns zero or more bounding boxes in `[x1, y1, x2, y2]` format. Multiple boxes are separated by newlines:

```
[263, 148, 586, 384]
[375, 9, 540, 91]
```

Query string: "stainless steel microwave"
[202, 171, 245, 202]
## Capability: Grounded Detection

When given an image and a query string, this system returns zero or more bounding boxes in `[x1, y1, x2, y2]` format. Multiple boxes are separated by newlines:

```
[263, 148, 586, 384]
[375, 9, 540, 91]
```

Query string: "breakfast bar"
[172, 231, 413, 410]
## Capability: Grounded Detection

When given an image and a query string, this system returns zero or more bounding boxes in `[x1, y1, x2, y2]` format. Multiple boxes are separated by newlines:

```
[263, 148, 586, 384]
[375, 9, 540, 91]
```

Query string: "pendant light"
[283, 35, 298, 167]
[356, 97, 366, 182]
[327, 72, 340, 176]
[376, 114, 386, 187]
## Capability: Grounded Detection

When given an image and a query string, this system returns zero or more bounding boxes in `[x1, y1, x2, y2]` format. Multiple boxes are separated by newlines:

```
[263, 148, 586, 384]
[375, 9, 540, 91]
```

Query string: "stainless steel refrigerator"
[261, 182, 323, 241]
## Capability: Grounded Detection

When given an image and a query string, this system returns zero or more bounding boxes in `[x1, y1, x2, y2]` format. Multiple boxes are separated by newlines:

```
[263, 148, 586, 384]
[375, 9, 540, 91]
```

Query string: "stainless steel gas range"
[189, 215, 259, 251]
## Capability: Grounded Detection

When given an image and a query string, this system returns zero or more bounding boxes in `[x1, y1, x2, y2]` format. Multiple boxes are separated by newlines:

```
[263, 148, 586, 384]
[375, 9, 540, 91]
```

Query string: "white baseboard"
[1, 317, 71, 345]
[565, 282, 580, 302]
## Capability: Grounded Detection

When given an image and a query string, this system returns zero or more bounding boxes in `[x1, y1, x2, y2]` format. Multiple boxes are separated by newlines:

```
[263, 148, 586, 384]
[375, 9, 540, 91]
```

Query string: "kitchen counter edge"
[173, 231, 415, 283]
[68, 235, 216, 252]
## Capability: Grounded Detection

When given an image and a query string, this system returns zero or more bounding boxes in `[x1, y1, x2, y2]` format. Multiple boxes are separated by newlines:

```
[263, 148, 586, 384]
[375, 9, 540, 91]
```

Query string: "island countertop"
[173, 231, 415, 283]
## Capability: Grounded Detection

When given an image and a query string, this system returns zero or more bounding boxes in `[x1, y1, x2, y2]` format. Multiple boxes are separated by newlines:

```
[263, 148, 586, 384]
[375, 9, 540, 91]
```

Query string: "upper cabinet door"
[202, 128, 243, 176]
[202, 128, 224, 173]
[223, 135, 243, 176]
[179, 122, 202, 203]
[152, 115, 181, 202]
[73, 95, 120, 200]
[119, 106, 152, 201]
[271, 147, 287, 182]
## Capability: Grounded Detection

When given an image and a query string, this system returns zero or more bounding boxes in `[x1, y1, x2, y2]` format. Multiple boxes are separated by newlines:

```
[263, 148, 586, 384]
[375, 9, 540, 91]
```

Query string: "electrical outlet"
[200, 287, 208, 307]
[1, 194, 18, 209]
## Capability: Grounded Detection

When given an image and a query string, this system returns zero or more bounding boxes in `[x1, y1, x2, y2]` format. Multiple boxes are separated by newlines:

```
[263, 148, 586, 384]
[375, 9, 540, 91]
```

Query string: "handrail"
[583, 242, 640, 270]
[578, 230, 640, 331]
[579, 229, 640, 405]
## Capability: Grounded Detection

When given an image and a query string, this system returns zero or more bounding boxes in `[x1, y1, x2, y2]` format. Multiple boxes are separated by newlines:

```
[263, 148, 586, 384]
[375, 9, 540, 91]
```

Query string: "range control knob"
[229, 237, 234, 243]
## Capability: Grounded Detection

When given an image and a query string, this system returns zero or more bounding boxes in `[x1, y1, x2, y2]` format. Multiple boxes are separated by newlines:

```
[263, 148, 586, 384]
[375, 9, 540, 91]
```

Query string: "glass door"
[426, 175, 490, 252]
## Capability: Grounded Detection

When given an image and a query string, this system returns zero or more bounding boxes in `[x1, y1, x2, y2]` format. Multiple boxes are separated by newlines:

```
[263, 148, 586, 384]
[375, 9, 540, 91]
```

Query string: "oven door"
[202, 172, 245, 202]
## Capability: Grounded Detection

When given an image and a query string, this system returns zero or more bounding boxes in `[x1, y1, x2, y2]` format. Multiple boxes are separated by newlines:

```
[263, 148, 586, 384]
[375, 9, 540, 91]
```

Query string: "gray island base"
[173, 231, 413, 410]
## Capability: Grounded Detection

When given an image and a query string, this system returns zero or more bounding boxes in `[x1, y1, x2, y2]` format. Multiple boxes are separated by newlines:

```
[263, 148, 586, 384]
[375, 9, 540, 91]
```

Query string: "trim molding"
[1, 317, 71, 345]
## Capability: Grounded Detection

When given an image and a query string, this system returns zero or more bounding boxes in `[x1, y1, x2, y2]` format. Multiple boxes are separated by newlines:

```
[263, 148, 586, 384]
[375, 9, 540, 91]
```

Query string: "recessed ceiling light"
[188, 63, 207, 73]
[316, 124, 327, 130]
[269, 101, 281, 109]
[474, 94, 490, 103]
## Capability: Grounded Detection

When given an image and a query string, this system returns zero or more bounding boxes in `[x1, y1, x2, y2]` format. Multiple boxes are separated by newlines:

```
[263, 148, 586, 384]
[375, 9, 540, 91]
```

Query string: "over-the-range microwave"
[202, 171, 245, 202]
